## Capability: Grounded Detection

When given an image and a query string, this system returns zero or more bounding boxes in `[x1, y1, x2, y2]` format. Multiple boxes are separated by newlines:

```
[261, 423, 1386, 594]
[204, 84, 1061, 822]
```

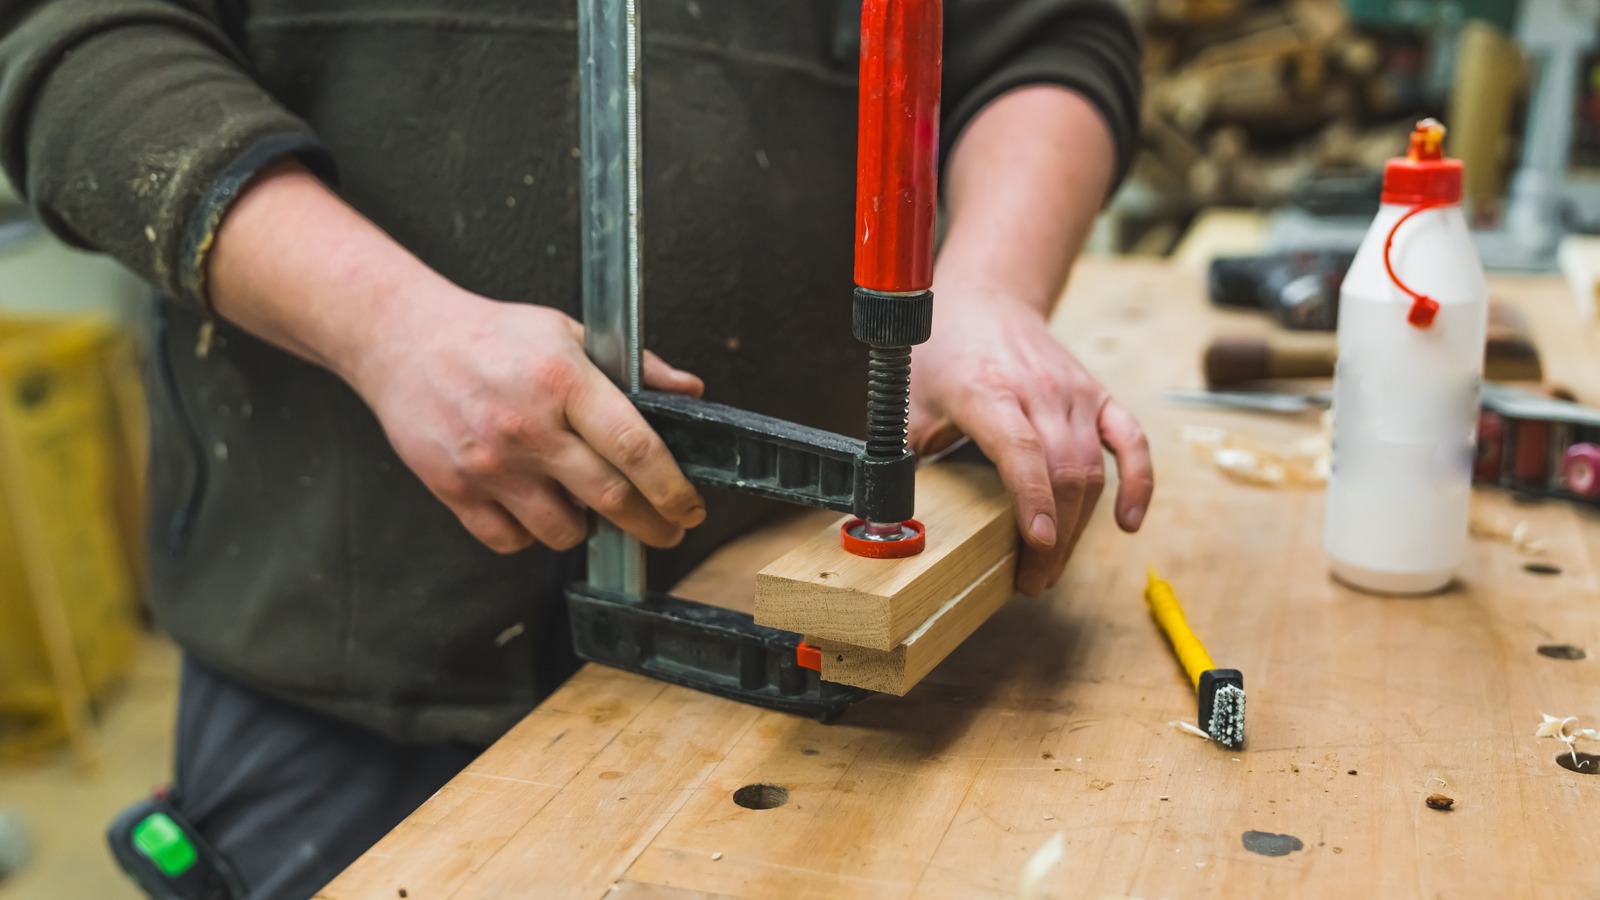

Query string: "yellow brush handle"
[1144, 569, 1215, 689]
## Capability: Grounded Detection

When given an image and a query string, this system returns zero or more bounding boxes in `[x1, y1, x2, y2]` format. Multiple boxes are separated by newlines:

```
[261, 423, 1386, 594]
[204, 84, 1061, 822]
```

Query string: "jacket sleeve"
[942, 0, 1142, 198]
[0, 0, 335, 309]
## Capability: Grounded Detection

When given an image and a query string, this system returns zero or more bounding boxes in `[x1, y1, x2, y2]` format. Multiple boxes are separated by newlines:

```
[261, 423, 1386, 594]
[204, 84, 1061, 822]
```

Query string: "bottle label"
[1329, 357, 1479, 486]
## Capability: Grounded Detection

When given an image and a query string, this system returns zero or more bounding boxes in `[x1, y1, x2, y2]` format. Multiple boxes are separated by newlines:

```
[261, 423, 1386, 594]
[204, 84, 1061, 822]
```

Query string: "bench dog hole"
[1556, 753, 1600, 775]
[733, 783, 790, 810]
[1538, 644, 1587, 660]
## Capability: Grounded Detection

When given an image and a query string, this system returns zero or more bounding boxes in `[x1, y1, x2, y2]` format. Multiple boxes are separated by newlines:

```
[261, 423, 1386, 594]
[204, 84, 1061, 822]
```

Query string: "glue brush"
[1144, 569, 1245, 749]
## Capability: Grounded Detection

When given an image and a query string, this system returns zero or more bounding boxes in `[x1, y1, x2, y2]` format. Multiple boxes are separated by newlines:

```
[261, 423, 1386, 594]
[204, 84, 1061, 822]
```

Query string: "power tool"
[1207, 249, 1355, 331]
[564, 0, 943, 718]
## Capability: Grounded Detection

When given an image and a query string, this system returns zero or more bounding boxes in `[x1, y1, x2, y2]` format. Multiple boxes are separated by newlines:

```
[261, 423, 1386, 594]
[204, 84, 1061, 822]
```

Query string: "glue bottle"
[1324, 120, 1488, 595]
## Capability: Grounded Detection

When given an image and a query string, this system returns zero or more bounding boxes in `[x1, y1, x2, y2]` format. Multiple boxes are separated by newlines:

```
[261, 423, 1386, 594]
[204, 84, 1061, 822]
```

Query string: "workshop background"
[0, 0, 1589, 896]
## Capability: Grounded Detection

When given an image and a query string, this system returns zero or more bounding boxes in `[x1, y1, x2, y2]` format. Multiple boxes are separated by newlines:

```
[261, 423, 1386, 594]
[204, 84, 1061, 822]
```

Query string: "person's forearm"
[206, 160, 708, 553]
[206, 160, 452, 389]
[935, 85, 1116, 315]
[0, 3, 333, 308]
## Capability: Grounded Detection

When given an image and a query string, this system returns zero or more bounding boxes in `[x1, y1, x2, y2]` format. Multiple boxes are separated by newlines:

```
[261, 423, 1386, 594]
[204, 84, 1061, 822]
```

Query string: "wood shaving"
[1019, 833, 1066, 900]
[1535, 713, 1600, 765]
[1170, 720, 1215, 741]
[1469, 512, 1547, 556]
[1182, 417, 1330, 488]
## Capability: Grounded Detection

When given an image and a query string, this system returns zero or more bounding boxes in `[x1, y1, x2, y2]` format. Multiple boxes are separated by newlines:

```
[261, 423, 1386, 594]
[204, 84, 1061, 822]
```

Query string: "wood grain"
[321, 261, 1600, 900]
[753, 463, 1014, 650]
[810, 553, 1016, 694]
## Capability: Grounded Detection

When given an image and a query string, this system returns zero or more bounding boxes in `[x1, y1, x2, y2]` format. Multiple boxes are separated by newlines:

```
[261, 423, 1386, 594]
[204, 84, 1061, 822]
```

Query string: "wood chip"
[1425, 794, 1454, 811]
[1182, 417, 1330, 488]
[1535, 713, 1600, 765]
[1470, 510, 1547, 556]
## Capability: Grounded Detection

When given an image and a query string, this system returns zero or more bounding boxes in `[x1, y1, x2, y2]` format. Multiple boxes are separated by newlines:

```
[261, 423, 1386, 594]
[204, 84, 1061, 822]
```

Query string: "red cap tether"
[1381, 119, 1461, 206]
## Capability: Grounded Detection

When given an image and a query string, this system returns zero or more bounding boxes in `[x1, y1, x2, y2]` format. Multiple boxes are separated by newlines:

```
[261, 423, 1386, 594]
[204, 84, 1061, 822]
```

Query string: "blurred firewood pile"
[1115, 0, 1517, 252]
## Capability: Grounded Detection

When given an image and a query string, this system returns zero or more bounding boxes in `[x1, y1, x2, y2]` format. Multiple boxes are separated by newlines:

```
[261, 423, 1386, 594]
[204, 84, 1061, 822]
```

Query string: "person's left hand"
[908, 287, 1154, 596]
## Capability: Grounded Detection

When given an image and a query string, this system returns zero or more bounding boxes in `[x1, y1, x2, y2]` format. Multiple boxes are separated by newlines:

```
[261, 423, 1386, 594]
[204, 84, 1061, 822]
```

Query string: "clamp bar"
[578, 0, 645, 599]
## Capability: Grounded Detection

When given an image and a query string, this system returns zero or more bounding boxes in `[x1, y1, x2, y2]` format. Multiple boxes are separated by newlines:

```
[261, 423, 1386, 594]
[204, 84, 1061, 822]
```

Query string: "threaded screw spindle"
[866, 345, 912, 459]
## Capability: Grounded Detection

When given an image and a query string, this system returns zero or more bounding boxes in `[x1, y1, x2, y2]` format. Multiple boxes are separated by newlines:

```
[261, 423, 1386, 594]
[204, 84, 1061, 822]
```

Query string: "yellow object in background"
[0, 316, 141, 759]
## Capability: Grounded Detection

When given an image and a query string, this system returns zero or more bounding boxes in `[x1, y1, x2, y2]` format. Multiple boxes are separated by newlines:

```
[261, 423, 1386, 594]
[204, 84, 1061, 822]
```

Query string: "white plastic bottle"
[1324, 120, 1488, 595]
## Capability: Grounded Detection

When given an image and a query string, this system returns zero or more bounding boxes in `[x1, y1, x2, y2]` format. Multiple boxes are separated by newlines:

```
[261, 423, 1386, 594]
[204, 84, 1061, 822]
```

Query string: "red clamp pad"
[840, 518, 927, 558]
[796, 640, 822, 672]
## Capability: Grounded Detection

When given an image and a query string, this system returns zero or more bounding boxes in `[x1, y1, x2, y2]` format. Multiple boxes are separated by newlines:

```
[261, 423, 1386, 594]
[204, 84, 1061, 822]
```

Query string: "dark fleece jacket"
[0, 0, 1140, 744]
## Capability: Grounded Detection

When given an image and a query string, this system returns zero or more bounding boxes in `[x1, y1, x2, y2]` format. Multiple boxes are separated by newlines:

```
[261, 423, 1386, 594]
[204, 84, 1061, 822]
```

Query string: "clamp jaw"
[569, 0, 943, 719]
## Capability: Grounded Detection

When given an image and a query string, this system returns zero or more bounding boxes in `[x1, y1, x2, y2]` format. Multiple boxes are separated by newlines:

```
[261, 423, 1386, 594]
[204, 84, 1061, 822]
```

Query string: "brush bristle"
[1207, 683, 1246, 749]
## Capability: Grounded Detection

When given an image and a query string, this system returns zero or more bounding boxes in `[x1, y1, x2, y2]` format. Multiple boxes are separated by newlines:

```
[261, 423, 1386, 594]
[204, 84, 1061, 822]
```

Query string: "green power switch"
[131, 812, 197, 878]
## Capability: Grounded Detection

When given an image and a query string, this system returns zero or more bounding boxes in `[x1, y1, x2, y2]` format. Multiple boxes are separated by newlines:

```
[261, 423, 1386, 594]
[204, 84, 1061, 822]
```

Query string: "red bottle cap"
[1381, 119, 1462, 206]
[1406, 295, 1439, 327]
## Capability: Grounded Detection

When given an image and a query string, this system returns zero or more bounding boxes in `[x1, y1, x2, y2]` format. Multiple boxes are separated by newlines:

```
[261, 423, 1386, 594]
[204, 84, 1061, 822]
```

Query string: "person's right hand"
[348, 287, 708, 554]
[205, 160, 705, 553]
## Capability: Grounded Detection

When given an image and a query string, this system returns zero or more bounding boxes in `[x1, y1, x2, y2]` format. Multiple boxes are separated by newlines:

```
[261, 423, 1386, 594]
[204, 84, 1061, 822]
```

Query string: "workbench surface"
[320, 261, 1600, 899]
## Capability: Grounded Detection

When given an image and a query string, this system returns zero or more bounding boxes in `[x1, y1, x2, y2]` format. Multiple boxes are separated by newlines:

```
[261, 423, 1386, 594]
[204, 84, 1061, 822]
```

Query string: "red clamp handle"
[854, 0, 943, 294]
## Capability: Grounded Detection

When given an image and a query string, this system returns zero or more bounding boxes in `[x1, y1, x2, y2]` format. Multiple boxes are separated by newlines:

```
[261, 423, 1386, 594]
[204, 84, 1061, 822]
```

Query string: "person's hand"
[908, 290, 1153, 595]
[203, 161, 705, 555]
[348, 286, 707, 553]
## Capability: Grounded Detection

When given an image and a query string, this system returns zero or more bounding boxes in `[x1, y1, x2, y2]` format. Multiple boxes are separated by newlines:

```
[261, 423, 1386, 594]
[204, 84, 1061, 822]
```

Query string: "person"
[0, 0, 1151, 896]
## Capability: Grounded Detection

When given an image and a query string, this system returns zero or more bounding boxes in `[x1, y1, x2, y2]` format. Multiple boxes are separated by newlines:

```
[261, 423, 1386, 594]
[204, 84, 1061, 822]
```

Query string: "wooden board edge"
[750, 577, 897, 650]
[754, 514, 1012, 651]
[883, 518, 1014, 645]
[753, 463, 1015, 651]
[811, 553, 1017, 695]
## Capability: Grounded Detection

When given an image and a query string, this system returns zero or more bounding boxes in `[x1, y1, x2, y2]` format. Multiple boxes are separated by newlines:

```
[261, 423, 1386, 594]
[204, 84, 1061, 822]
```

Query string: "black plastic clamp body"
[567, 582, 870, 720]
[852, 450, 915, 524]
[634, 391, 916, 524]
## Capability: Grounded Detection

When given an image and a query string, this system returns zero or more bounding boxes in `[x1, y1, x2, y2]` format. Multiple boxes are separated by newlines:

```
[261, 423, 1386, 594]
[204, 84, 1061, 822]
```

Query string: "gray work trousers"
[155, 656, 481, 899]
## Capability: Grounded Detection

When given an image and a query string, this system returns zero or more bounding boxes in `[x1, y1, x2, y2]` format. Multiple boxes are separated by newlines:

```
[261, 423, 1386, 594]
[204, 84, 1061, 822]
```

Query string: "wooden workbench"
[320, 260, 1600, 899]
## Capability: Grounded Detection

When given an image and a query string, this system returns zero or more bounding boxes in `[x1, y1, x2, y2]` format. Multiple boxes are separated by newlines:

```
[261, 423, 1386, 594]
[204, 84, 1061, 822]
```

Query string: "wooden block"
[810, 552, 1016, 695]
[753, 462, 1014, 651]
